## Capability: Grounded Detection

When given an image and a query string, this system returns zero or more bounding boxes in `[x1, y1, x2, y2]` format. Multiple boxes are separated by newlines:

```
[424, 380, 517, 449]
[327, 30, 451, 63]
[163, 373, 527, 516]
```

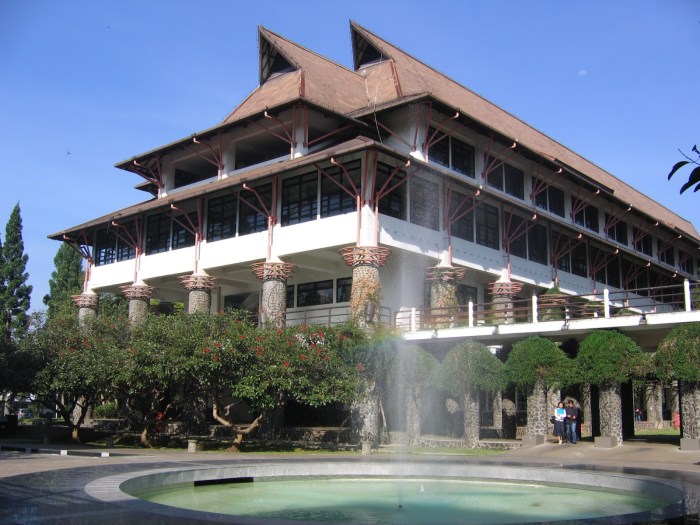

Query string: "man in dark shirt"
[565, 400, 579, 444]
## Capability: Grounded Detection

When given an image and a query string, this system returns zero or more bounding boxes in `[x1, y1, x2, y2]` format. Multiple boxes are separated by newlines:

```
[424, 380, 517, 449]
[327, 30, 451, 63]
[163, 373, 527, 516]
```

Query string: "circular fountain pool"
[87, 460, 688, 524]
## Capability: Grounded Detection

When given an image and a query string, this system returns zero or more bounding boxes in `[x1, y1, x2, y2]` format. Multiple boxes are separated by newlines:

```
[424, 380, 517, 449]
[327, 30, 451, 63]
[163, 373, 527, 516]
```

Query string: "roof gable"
[259, 26, 298, 84]
[351, 22, 387, 70]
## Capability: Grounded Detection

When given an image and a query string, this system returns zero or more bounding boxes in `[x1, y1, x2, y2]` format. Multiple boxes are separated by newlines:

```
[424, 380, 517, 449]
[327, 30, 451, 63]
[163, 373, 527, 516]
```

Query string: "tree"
[655, 323, 700, 440]
[578, 330, 649, 444]
[667, 144, 700, 194]
[0, 203, 32, 344]
[504, 337, 572, 439]
[43, 243, 84, 319]
[442, 341, 504, 447]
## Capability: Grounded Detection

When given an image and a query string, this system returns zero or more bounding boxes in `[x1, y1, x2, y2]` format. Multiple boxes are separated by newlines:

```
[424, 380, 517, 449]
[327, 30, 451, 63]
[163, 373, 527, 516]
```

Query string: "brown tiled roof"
[222, 27, 368, 123]
[349, 22, 698, 238]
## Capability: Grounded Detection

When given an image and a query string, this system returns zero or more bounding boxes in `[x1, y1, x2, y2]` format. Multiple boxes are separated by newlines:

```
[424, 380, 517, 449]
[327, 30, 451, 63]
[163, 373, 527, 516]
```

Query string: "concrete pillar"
[426, 266, 466, 328]
[250, 261, 295, 328]
[179, 273, 217, 314]
[120, 283, 154, 325]
[339, 246, 391, 330]
[71, 292, 99, 328]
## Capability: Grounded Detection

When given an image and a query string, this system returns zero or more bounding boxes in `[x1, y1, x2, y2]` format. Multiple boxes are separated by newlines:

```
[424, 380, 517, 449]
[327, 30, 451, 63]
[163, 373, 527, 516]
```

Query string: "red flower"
[283, 360, 290, 368]
[215, 342, 221, 348]
[356, 363, 366, 372]
[300, 354, 307, 360]
[256, 347, 263, 356]
[203, 347, 211, 353]
[213, 355, 219, 361]
[239, 335, 247, 340]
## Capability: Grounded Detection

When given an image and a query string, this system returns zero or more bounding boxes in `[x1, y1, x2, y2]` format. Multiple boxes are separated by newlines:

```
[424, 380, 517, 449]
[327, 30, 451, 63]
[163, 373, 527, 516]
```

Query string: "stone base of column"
[250, 261, 295, 328]
[488, 281, 523, 325]
[426, 266, 466, 328]
[120, 284, 154, 324]
[339, 246, 391, 329]
[72, 293, 99, 324]
[179, 273, 217, 314]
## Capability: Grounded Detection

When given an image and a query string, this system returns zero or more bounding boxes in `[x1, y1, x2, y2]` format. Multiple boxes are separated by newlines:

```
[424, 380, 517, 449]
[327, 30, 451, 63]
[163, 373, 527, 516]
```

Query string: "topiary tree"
[504, 336, 573, 440]
[655, 322, 700, 440]
[578, 330, 649, 444]
[441, 341, 504, 447]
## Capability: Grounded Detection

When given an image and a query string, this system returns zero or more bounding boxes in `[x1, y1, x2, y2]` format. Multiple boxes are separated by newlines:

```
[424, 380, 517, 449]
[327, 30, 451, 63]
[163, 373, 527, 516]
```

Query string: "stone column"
[120, 283, 154, 325]
[179, 273, 217, 314]
[426, 266, 466, 328]
[492, 391, 503, 433]
[488, 281, 523, 325]
[71, 292, 99, 328]
[645, 381, 664, 428]
[598, 381, 623, 446]
[339, 246, 391, 330]
[250, 261, 295, 329]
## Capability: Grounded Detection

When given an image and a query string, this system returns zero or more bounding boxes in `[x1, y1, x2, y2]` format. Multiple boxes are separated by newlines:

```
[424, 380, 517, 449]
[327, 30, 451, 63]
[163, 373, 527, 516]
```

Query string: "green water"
[137, 477, 666, 524]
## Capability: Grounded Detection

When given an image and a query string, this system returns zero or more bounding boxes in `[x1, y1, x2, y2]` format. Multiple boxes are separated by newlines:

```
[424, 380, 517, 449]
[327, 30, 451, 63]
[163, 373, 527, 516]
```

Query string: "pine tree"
[0, 229, 6, 344]
[0, 203, 32, 343]
[43, 243, 84, 319]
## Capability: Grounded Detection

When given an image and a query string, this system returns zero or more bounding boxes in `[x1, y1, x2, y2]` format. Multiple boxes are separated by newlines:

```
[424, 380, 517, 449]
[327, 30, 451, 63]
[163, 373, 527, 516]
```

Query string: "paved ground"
[1, 437, 700, 524]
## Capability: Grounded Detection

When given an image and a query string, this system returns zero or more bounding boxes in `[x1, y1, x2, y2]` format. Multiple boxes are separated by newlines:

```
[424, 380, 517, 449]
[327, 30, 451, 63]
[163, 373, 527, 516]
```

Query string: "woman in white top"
[553, 401, 566, 444]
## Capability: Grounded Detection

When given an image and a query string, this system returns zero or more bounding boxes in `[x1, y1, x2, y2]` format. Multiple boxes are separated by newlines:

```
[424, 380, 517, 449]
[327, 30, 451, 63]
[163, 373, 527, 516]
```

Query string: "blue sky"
[1, 1, 699, 311]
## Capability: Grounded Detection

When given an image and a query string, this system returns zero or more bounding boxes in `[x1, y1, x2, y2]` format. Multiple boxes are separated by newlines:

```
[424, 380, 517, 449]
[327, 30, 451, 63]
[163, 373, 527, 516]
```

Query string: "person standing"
[565, 400, 579, 444]
[553, 401, 566, 444]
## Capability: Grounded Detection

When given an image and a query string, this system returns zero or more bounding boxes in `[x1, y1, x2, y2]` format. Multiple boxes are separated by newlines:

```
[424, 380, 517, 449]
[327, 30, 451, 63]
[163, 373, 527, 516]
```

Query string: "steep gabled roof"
[350, 21, 698, 237]
[222, 26, 368, 123]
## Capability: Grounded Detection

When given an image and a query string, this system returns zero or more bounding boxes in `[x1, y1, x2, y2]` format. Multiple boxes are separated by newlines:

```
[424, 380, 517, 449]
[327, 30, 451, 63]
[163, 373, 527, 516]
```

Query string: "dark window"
[571, 243, 588, 277]
[286, 285, 295, 309]
[528, 223, 548, 265]
[506, 214, 526, 258]
[282, 172, 318, 226]
[297, 280, 334, 307]
[94, 229, 116, 266]
[606, 256, 621, 288]
[449, 192, 474, 242]
[633, 228, 653, 256]
[658, 240, 675, 266]
[428, 128, 475, 178]
[486, 157, 524, 199]
[410, 177, 439, 230]
[207, 194, 236, 242]
[475, 203, 499, 250]
[375, 162, 406, 220]
[553, 233, 570, 273]
[572, 198, 599, 233]
[336, 277, 352, 303]
[679, 251, 693, 274]
[116, 221, 137, 262]
[239, 183, 271, 235]
[146, 213, 171, 255]
[456, 284, 478, 306]
[321, 160, 360, 218]
[605, 214, 628, 245]
[172, 212, 197, 250]
[535, 186, 565, 217]
[174, 165, 217, 189]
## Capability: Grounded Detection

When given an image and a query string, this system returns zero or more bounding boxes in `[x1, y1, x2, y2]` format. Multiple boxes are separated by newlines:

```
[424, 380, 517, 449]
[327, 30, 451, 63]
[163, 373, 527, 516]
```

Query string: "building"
[50, 22, 700, 435]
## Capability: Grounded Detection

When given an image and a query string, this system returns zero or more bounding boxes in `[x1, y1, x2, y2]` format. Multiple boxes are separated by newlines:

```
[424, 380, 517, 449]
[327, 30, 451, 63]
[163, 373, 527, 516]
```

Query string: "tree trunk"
[463, 389, 480, 448]
[599, 381, 623, 444]
[680, 381, 700, 440]
[526, 379, 547, 437]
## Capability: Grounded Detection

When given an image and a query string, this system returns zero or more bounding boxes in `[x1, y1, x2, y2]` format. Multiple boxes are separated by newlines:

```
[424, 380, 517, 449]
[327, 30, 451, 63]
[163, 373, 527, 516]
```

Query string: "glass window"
[658, 240, 675, 266]
[172, 211, 197, 250]
[336, 277, 352, 303]
[475, 203, 499, 250]
[94, 228, 116, 266]
[456, 284, 478, 306]
[506, 214, 526, 258]
[239, 183, 271, 235]
[449, 192, 474, 242]
[572, 199, 599, 233]
[528, 223, 548, 265]
[116, 221, 137, 262]
[375, 162, 406, 220]
[207, 194, 236, 242]
[606, 256, 621, 288]
[679, 251, 693, 274]
[321, 160, 361, 218]
[282, 172, 318, 226]
[571, 243, 588, 277]
[428, 128, 475, 178]
[297, 280, 334, 307]
[535, 186, 565, 217]
[146, 213, 171, 255]
[286, 285, 295, 309]
[410, 177, 439, 230]
[486, 157, 524, 199]
[633, 228, 653, 256]
[553, 232, 570, 273]
[605, 214, 628, 245]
